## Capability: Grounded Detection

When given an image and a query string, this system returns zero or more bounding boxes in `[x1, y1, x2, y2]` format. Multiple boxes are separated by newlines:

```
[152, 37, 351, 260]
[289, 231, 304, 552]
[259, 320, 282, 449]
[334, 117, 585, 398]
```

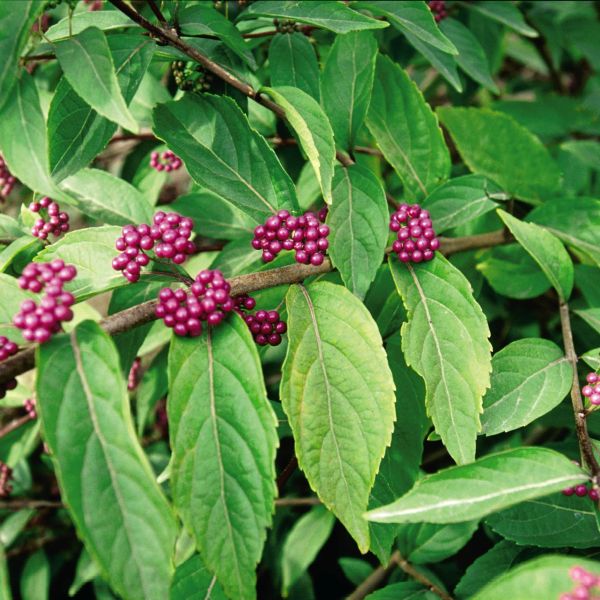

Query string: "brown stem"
[0, 499, 62, 510]
[559, 301, 600, 477]
[275, 497, 320, 507]
[269, 137, 383, 159]
[0, 414, 33, 440]
[348, 551, 453, 600]
[108, 133, 158, 144]
[21, 53, 55, 63]
[242, 29, 278, 39]
[146, 0, 169, 29]
[0, 238, 17, 246]
[107, 0, 354, 168]
[0, 230, 511, 387]
[276, 456, 298, 493]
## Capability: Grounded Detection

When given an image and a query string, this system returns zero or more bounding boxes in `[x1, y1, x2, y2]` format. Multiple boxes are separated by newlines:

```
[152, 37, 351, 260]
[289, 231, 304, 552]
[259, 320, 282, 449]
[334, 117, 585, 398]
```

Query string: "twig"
[108, 133, 158, 145]
[21, 53, 55, 63]
[276, 456, 298, 493]
[347, 551, 453, 600]
[146, 0, 169, 29]
[0, 230, 511, 387]
[0, 238, 17, 246]
[0, 499, 62, 510]
[275, 497, 320, 507]
[107, 0, 354, 168]
[559, 301, 600, 477]
[269, 137, 383, 159]
[0, 414, 33, 440]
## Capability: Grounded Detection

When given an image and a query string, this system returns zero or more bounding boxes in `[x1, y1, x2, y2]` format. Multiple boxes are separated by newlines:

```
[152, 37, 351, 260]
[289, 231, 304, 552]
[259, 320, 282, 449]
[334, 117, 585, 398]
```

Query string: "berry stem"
[559, 300, 600, 479]
[0, 413, 33, 440]
[0, 230, 511, 387]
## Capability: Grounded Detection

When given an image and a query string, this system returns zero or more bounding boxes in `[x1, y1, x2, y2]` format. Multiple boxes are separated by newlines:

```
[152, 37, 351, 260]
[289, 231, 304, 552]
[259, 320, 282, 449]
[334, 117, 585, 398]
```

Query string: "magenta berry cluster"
[0, 336, 18, 399]
[155, 270, 234, 337]
[390, 203, 440, 263]
[24, 397, 37, 420]
[252, 209, 329, 266]
[13, 261, 76, 344]
[582, 372, 600, 406]
[428, 0, 448, 22]
[150, 150, 182, 172]
[242, 310, 287, 346]
[112, 212, 195, 283]
[562, 482, 599, 502]
[561, 566, 600, 600]
[0, 155, 16, 200]
[0, 463, 12, 498]
[29, 197, 70, 240]
[127, 357, 141, 391]
[83, 0, 103, 10]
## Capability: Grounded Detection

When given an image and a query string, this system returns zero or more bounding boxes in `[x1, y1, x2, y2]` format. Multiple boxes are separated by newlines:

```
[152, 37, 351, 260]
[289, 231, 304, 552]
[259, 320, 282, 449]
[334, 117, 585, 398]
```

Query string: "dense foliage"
[0, 1, 600, 598]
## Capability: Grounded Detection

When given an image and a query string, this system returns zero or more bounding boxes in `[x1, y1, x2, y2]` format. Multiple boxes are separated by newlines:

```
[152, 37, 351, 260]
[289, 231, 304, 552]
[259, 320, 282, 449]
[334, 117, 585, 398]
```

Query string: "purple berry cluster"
[83, 0, 103, 10]
[252, 209, 329, 266]
[29, 197, 70, 240]
[155, 270, 234, 337]
[428, 0, 448, 21]
[561, 566, 600, 600]
[0, 155, 16, 200]
[13, 261, 76, 344]
[582, 372, 600, 406]
[563, 482, 599, 502]
[24, 397, 37, 420]
[0, 463, 12, 498]
[112, 212, 195, 283]
[150, 150, 182, 172]
[0, 336, 18, 399]
[127, 357, 141, 391]
[390, 203, 440, 263]
[234, 295, 287, 346]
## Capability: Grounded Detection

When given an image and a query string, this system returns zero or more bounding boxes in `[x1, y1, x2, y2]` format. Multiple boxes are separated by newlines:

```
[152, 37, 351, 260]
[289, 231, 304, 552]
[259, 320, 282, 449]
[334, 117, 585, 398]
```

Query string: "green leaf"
[366, 447, 588, 524]
[0, 1, 43, 110]
[439, 18, 499, 93]
[46, 11, 136, 40]
[34, 226, 123, 301]
[170, 192, 258, 240]
[328, 165, 388, 299]
[321, 31, 377, 151]
[574, 308, 600, 336]
[0, 274, 37, 344]
[397, 521, 479, 564]
[20, 550, 49, 600]
[497, 210, 574, 301]
[0, 237, 43, 274]
[69, 550, 101, 597]
[153, 94, 298, 222]
[390, 255, 491, 464]
[0, 510, 34, 547]
[472, 556, 600, 600]
[48, 34, 154, 183]
[487, 493, 600, 549]
[179, 5, 256, 69]
[269, 33, 320, 100]
[54, 27, 139, 132]
[0, 72, 62, 199]
[464, 2, 538, 38]
[136, 347, 168, 437]
[477, 245, 552, 300]
[280, 282, 396, 552]
[366, 582, 438, 600]
[455, 541, 528, 598]
[561, 140, 600, 171]
[582, 348, 600, 371]
[437, 107, 560, 204]
[60, 169, 153, 225]
[403, 31, 463, 92]
[0, 216, 26, 238]
[168, 315, 278, 600]
[0, 543, 11, 600]
[354, 1, 457, 54]
[367, 55, 450, 200]
[422, 174, 503, 233]
[170, 555, 227, 600]
[528, 197, 600, 268]
[281, 505, 335, 595]
[262, 86, 335, 205]
[36, 321, 177, 600]
[481, 339, 571, 436]
[239, 1, 388, 33]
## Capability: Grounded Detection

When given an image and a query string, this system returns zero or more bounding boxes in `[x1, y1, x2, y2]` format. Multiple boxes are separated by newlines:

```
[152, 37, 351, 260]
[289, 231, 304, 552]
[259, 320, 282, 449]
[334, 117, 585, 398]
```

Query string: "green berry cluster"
[274, 18, 299, 33]
[171, 61, 214, 93]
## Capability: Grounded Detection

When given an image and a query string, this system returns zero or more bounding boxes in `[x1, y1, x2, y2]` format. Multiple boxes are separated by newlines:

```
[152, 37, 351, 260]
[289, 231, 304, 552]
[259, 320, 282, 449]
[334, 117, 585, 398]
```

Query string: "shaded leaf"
[170, 554, 227, 600]
[464, 2, 538, 37]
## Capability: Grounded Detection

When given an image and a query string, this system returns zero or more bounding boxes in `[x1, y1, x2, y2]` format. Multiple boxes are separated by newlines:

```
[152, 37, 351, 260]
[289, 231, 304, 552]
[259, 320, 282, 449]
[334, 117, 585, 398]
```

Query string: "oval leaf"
[280, 282, 396, 552]
[168, 315, 278, 600]
[366, 447, 588, 524]
[367, 55, 450, 200]
[153, 94, 298, 222]
[54, 27, 139, 133]
[262, 86, 335, 205]
[328, 165, 388, 299]
[390, 255, 491, 464]
[36, 321, 177, 600]
[498, 209, 574, 301]
[321, 31, 377, 151]
[170, 555, 227, 600]
[481, 338, 572, 436]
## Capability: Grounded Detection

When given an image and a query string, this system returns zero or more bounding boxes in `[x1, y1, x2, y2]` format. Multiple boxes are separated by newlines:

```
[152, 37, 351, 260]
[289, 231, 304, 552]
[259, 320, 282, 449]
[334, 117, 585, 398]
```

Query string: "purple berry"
[390, 203, 439, 265]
